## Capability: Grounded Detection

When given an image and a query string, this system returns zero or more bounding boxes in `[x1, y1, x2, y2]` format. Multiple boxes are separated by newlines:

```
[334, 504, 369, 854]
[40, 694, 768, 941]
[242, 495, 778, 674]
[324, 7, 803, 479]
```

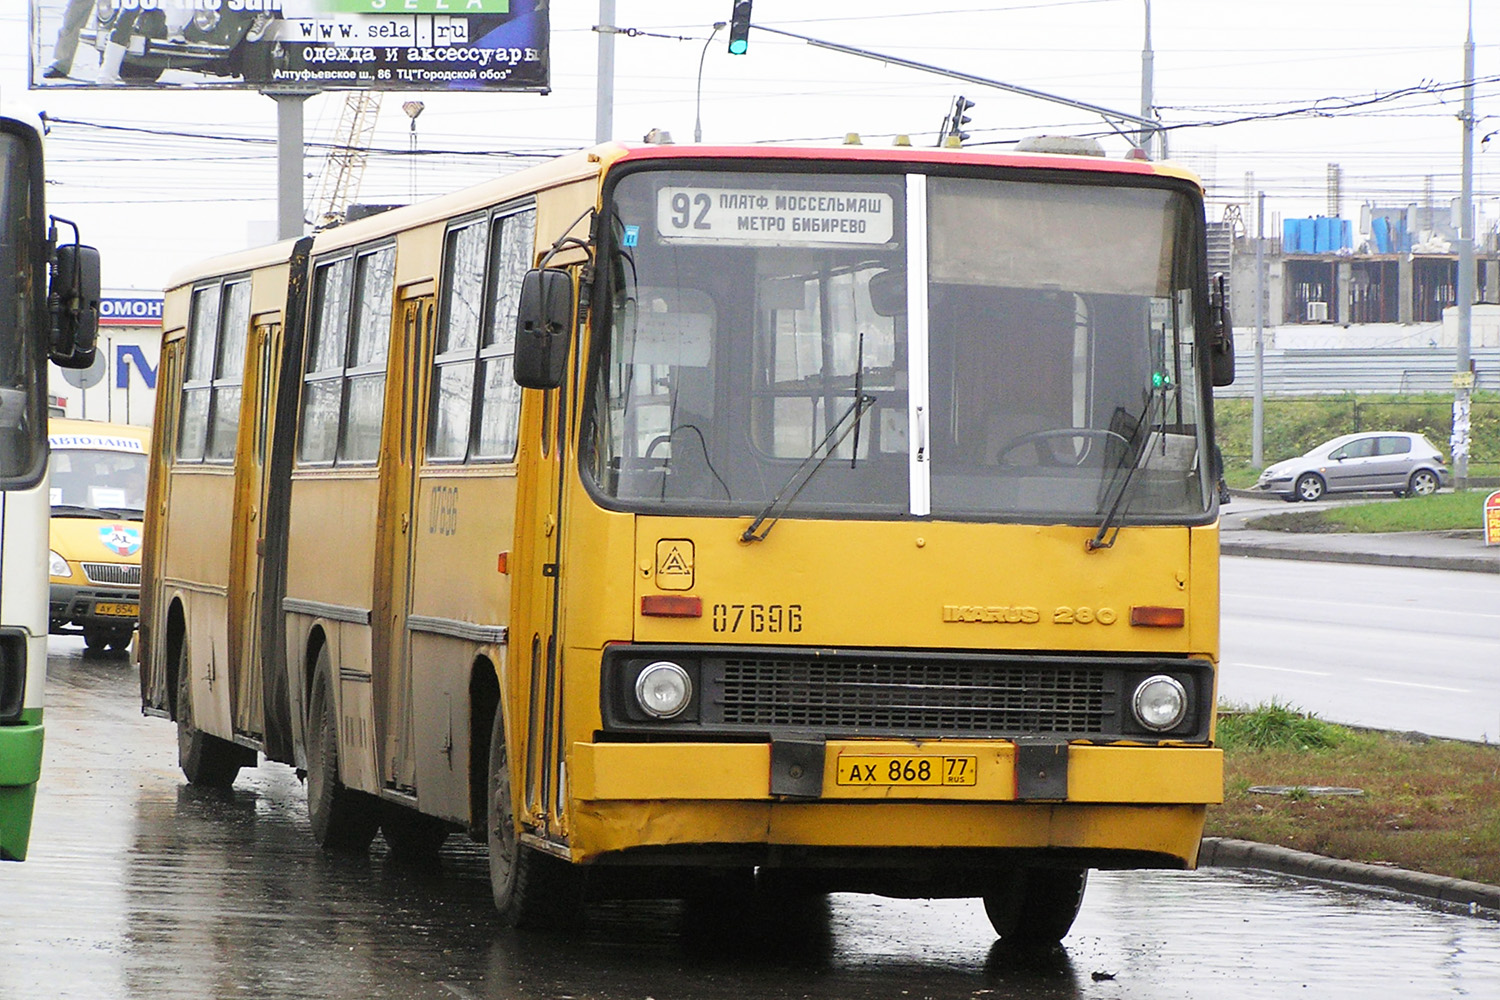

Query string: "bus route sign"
[656, 186, 895, 247]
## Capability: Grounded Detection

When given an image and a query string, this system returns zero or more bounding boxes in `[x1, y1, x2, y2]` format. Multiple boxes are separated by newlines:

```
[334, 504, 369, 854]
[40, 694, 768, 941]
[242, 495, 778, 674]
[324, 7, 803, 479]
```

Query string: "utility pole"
[1140, 0, 1155, 157]
[695, 22, 726, 143]
[1453, 0, 1475, 486]
[596, 0, 616, 143]
[1254, 191, 1265, 468]
[270, 92, 311, 240]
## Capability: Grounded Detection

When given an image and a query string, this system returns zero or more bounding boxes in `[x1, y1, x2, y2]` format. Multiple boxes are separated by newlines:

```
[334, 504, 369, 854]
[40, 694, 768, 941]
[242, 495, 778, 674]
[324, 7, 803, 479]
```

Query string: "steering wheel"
[995, 428, 1130, 467]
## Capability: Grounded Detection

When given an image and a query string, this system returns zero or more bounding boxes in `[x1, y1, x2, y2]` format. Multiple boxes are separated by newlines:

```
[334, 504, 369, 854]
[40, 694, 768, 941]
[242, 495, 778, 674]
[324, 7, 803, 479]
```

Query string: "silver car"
[1255, 431, 1449, 502]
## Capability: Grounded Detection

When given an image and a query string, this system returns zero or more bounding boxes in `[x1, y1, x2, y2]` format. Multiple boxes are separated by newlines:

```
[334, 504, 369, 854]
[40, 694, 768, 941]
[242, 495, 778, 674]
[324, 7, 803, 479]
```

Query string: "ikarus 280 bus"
[141, 137, 1232, 941]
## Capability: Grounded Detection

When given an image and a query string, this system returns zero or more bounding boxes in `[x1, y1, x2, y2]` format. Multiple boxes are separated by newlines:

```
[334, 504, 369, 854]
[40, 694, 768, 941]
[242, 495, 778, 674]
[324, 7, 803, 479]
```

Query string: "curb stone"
[1199, 837, 1500, 914]
[1217, 540, 1500, 574]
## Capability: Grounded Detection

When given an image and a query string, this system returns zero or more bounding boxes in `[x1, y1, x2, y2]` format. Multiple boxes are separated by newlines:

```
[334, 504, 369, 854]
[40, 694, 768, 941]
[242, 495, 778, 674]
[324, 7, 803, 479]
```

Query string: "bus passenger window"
[180, 278, 250, 465]
[205, 280, 250, 462]
[300, 258, 353, 464]
[430, 219, 487, 461]
[473, 209, 535, 462]
[429, 205, 536, 464]
[178, 285, 220, 462]
[342, 246, 395, 464]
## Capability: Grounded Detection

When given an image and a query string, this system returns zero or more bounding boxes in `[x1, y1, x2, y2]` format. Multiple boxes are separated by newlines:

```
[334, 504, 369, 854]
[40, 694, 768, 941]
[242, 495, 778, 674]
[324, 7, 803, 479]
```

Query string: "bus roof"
[163, 140, 1202, 290]
[607, 141, 1204, 188]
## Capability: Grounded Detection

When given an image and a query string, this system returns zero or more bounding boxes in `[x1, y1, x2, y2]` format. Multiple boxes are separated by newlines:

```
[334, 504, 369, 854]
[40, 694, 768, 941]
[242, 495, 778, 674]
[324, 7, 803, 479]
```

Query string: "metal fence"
[1216, 347, 1500, 398]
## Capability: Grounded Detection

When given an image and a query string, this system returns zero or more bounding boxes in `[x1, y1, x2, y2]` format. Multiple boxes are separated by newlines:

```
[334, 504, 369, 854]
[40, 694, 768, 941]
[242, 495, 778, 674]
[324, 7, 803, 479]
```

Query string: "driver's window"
[750, 263, 898, 460]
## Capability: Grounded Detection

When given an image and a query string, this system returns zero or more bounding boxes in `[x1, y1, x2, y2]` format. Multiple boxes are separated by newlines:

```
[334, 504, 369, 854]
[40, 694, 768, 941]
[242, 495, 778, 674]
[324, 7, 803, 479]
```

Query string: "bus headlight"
[1131, 675, 1187, 732]
[49, 550, 70, 578]
[634, 661, 692, 719]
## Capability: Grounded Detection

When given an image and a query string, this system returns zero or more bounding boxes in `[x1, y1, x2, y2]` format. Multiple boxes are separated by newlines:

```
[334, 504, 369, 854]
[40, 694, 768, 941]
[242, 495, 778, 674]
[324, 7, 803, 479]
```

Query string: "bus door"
[374, 285, 434, 794]
[226, 316, 279, 739]
[515, 301, 571, 842]
[140, 336, 184, 712]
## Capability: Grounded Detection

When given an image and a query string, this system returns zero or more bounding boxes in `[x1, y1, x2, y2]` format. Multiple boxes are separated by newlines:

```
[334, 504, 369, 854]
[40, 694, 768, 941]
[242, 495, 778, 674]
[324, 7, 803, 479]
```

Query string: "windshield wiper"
[50, 504, 111, 519]
[741, 392, 875, 543]
[1087, 385, 1165, 552]
[97, 506, 145, 518]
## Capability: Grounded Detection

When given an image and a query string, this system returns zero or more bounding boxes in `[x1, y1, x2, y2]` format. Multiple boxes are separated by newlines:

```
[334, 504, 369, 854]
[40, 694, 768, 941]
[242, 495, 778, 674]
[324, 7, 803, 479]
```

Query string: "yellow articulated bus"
[48, 419, 151, 654]
[140, 139, 1233, 942]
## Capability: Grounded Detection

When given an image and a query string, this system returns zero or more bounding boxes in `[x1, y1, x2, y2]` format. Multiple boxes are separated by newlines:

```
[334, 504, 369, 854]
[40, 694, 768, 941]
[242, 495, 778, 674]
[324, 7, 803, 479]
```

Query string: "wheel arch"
[165, 597, 187, 721]
[469, 655, 502, 838]
[304, 624, 332, 705]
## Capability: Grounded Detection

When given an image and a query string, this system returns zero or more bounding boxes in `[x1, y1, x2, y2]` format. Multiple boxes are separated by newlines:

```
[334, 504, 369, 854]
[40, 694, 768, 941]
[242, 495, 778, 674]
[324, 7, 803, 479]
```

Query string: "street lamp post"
[695, 22, 726, 143]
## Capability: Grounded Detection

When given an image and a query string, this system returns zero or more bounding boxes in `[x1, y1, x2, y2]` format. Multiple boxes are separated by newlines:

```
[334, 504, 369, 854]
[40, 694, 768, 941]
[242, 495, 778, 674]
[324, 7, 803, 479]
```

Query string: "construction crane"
[308, 92, 382, 230]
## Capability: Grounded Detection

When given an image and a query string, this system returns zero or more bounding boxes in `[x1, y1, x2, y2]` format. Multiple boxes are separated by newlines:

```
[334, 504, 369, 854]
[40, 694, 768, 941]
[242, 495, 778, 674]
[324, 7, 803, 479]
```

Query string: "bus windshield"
[48, 448, 150, 515]
[585, 165, 1212, 525]
[0, 132, 42, 488]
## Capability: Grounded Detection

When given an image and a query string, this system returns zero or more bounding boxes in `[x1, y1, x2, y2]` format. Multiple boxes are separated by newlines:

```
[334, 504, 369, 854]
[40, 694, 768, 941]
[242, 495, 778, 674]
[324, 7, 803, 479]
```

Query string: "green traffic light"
[728, 39, 747, 55]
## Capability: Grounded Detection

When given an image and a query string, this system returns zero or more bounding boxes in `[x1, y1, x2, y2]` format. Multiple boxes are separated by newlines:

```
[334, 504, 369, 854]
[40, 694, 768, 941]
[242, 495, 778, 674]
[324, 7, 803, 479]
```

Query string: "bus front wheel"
[486, 711, 583, 928]
[982, 867, 1088, 946]
[175, 640, 244, 788]
[305, 654, 380, 852]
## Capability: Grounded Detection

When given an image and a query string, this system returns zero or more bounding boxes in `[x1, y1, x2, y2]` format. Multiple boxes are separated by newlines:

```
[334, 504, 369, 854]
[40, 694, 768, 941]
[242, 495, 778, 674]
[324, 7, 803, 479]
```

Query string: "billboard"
[29, 1, 549, 92]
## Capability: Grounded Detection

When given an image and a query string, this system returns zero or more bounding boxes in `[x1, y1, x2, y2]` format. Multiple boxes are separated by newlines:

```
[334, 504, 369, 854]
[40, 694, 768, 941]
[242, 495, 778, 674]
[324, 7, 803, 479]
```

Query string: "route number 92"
[669, 191, 712, 230]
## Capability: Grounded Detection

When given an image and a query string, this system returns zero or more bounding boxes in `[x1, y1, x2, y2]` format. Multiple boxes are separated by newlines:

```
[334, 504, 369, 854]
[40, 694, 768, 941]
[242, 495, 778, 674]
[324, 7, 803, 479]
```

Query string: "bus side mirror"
[514, 267, 574, 390]
[49, 242, 101, 370]
[1209, 273, 1234, 387]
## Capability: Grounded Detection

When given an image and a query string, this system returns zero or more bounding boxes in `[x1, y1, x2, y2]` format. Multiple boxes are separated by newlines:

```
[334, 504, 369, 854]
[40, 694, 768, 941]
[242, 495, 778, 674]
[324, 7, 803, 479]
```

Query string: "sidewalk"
[1221, 526, 1500, 573]
[1212, 494, 1500, 910]
[1220, 493, 1500, 574]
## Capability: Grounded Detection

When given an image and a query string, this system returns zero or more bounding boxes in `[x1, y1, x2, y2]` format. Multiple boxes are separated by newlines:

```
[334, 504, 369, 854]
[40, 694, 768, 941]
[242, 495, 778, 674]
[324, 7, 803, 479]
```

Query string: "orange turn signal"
[1130, 605, 1185, 628]
[640, 595, 703, 618]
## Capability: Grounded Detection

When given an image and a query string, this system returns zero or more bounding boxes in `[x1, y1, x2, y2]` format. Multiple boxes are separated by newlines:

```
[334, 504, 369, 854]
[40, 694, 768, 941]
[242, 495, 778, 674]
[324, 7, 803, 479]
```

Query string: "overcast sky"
[2, 1, 1496, 292]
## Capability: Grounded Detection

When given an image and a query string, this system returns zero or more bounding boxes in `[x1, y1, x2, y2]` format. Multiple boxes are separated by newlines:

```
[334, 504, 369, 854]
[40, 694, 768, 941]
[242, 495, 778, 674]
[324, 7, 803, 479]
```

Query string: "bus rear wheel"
[305, 655, 380, 852]
[486, 711, 583, 928]
[982, 867, 1088, 946]
[175, 643, 244, 788]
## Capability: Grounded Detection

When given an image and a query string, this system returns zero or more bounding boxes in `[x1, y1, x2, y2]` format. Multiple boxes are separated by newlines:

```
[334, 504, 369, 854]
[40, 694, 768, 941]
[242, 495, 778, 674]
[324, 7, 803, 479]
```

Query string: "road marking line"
[1360, 677, 1469, 694]
[1229, 662, 1332, 677]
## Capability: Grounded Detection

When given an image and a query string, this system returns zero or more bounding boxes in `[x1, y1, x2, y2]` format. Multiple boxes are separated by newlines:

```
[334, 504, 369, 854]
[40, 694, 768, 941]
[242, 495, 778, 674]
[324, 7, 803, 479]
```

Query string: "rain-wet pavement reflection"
[3, 639, 1498, 999]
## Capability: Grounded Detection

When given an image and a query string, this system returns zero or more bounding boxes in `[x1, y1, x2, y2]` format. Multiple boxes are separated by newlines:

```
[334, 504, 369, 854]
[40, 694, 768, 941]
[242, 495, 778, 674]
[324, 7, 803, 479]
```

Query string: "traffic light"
[945, 95, 975, 147]
[728, 0, 752, 55]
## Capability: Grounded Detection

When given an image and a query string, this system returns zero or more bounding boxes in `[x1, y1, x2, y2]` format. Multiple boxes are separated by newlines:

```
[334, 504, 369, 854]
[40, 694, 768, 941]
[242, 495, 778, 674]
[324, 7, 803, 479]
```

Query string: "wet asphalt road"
[2, 638, 1498, 1000]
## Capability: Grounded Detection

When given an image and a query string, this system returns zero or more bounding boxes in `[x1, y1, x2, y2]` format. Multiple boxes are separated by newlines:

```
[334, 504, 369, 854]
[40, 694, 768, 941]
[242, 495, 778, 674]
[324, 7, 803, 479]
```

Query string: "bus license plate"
[836, 755, 978, 787]
[94, 602, 138, 618]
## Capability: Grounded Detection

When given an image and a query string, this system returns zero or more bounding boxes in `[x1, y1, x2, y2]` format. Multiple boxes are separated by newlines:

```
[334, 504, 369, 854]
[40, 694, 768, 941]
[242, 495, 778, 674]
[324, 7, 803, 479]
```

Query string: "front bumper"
[564, 738, 1222, 866]
[0, 711, 43, 862]
[49, 582, 140, 633]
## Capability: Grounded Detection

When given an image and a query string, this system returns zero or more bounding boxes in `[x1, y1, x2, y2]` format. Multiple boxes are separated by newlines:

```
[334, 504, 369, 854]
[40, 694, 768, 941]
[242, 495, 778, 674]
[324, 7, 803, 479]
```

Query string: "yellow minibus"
[48, 419, 151, 653]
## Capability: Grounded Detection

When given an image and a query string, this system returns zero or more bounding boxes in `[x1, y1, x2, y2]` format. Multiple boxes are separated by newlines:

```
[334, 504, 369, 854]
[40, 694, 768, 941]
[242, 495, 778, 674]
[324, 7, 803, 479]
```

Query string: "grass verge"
[1244, 490, 1490, 533]
[1207, 703, 1500, 886]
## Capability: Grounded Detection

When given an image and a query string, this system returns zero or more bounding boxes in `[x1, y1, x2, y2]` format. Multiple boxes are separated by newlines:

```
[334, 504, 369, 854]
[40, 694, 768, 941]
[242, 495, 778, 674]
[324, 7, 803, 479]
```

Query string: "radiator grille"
[713, 657, 1109, 735]
[82, 562, 141, 586]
